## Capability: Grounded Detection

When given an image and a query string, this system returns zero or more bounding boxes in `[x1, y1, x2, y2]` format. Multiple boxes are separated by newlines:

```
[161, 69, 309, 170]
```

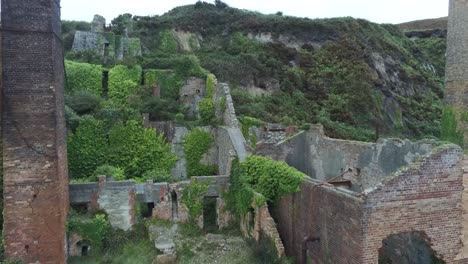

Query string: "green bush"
[206, 73, 216, 97]
[67, 213, 111, 253]
[184, 129, 217, 177]
[141, 169, 173, 183]
[107, 120, 177, 177]
[65, 105, 81, 132]
[65, 91, 102, 115]
[65, 60, 103, 95]
[92, 165, 126, 181]
[159, 30, 178, 53]
[240, 155, 306, 203]
[199, 98, 216, 125]
[108, 65, 142, 104]
[67, 116, 108, 179]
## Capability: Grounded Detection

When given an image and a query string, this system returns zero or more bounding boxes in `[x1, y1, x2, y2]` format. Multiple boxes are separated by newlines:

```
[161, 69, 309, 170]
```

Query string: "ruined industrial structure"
[1, 0, 69, 262]
[1, 0, 468, 263]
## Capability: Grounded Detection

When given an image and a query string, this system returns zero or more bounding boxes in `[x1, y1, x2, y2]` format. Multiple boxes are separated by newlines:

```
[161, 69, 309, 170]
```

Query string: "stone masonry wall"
[96, 180, 136, 231]
[257, 124, 434, 191]
[361, 146, 465, 264]
[1, 0, 69, 262]
[275, 180, 364, 264]
[445, 0, 468, 146]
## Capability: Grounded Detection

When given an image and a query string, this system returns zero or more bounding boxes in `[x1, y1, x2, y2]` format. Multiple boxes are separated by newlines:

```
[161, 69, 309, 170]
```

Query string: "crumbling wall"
[275, 180, 364, 264]
[96, 180, 136, 231]
[216, 127, 237, 175]
[362, 145, 464, 264]
[275, 145, 465, 264]
[257, 124, 434, 191]
[1, 0, 69, 262]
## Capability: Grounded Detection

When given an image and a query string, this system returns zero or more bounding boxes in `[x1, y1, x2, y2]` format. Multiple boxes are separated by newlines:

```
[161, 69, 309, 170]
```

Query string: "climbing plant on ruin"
[181, 179, 210, 224]
[183, 128, 217, 177]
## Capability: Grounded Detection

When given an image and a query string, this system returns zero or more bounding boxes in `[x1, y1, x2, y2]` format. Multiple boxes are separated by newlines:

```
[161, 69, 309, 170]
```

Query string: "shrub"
[141, 169, 173, 183]
[107, 120, 177, 177]
[108, 65, 142, 104]
[92, 165, 126, 181]
[67, 213, 111, 253]
[65, 60, 103, 95]
[65, 91, 102, 115]
[199, 98, 216, 125]
[206, 74, 216, 97]
[67, 116, 108, 179]
[240, 155, 306, 203]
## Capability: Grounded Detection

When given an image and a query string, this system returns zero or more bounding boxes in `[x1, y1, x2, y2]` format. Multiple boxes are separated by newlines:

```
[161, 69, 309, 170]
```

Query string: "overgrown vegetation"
[440, 107, 464, 148]
[68, 117, 177, 180]
[181, 179, 210, 224]
[183, 128, 217, 177]
[227, 156, 305, 219]
[68, 212, 157, 263]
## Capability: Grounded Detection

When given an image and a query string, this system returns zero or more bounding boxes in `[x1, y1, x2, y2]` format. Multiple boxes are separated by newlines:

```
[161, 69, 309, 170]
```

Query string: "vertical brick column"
[446, 0, 468, 146]
[1, 0, 69, 263]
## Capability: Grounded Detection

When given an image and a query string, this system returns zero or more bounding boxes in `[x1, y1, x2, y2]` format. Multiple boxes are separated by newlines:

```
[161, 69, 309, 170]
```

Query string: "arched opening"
[76, 240, 91, 257]
[171, 190, 178, 220]
[378, 231, 445, 264]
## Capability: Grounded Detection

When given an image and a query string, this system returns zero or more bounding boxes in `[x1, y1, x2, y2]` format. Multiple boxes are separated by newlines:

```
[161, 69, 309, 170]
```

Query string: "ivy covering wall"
[183, 129, 217, 177]
[108, 65, 142, 104]
[65, 60, 103, 95]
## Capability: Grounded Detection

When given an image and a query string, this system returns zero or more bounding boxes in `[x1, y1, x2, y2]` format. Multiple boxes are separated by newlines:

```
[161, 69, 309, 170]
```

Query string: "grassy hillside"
[63, 1, 447, 142]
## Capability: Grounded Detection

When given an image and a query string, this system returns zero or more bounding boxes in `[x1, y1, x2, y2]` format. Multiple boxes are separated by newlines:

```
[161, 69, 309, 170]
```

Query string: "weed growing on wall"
[184, 129, 217, 177]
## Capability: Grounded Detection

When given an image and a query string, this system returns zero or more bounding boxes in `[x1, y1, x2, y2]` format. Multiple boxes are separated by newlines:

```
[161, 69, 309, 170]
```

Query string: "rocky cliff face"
[70, 3, 447, 141]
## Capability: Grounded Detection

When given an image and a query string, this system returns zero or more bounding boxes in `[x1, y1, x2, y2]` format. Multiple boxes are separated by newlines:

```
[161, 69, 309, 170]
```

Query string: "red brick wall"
[362, 146, 464, 263]
[1, 0, 69, 262]
[276, 181, 364, 264]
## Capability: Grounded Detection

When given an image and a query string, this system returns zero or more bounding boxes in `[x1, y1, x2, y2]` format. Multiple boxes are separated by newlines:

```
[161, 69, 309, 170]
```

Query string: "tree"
[67, 116, 108, 179]
[107, 121, 177, 177]
[215, 0, 228, 9]
[111, 13, 133, 36]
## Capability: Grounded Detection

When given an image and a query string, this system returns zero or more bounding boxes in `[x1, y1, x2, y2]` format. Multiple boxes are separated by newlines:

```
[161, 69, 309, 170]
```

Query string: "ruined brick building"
[1, 0, 69, 262]
[0, 0, 467, 263]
